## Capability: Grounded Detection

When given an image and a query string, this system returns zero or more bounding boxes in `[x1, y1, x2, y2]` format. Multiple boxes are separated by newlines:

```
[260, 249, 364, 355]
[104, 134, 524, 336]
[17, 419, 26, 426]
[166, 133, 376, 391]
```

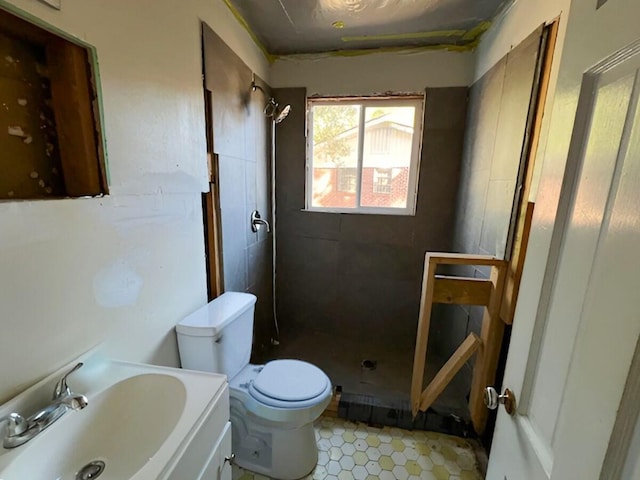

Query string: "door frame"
[487, 0, 640, 473]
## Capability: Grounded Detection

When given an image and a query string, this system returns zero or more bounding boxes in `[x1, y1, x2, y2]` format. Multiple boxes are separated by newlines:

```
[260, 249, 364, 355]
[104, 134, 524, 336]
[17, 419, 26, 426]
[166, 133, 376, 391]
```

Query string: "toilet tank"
[176, 292, 257, 380]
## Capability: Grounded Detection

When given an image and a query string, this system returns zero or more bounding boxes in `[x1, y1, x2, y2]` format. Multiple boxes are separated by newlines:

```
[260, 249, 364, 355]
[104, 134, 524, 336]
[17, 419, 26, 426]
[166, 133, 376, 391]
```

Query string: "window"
[337, 167, 357, 192]
[373, 168, 392, 194]
[306, 96, 423, 215]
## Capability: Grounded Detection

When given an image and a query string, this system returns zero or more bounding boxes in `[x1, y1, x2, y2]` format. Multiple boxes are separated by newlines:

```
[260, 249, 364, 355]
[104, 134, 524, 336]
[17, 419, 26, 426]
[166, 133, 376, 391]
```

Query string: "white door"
[487, 1, 640, 479]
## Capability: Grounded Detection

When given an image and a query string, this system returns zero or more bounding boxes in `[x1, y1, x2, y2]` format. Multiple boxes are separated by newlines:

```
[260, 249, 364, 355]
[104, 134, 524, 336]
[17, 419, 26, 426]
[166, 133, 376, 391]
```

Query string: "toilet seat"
[248, 360, 331, 409]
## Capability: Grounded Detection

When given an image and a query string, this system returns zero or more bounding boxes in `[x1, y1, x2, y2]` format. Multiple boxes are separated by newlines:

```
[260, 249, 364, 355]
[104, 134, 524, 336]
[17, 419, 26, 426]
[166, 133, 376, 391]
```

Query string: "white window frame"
[305, 96, 424, 216]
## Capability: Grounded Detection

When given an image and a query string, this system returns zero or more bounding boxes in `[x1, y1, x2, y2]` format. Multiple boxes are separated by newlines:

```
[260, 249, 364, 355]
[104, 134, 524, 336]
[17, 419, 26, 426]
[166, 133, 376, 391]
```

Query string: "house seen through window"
[306, 96, 423, 215]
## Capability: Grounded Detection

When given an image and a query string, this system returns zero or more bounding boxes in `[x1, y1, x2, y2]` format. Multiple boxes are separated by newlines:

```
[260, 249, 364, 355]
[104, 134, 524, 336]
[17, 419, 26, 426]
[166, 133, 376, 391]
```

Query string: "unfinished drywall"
[273, 86, 467, 363]
[270, 50, 475, 95]
[202, 24, 274, 351]
[0, 0, 269, 404]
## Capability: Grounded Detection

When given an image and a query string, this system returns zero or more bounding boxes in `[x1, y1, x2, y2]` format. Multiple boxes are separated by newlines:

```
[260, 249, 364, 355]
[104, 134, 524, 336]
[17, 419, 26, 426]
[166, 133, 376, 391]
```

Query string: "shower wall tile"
[479, 179, 514, 259]
[203, 26, 274, 349]
[256, 150, 270, 216]
[337, 242, 423, 282]
[424, 87, 469, 130]
[222, 237, 247, 292]
[273, 85, 468, 365]
[274, 88, 307, 211]
[218, 155, 247, 211]
[278, 210, 341, 240]
[202, 26, 249, 161]
[442, 28, 545, 394]
[245, 161, 257, 209]
[277, 235, 339, 273]
[338, 214, 415, 247]
[247, 239, 270, 289]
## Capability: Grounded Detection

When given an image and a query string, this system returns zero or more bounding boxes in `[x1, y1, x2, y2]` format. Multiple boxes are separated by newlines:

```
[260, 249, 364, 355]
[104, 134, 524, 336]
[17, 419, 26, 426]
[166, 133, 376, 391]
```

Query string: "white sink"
[0, 359, 230, 480]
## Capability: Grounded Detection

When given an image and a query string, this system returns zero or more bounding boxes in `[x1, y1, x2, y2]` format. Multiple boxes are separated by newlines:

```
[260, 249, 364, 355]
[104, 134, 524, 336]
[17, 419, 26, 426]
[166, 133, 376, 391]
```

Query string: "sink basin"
[0, 359, 229, 480]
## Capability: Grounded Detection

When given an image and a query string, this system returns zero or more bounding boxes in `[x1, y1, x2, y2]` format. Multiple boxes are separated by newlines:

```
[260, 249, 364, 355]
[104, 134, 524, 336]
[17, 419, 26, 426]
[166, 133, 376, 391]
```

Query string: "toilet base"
[230, 398, 319, 480]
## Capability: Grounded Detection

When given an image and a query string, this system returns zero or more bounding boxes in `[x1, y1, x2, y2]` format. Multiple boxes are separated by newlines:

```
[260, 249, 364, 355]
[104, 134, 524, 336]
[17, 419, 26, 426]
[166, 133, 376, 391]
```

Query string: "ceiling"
[226, 0, 510, 56]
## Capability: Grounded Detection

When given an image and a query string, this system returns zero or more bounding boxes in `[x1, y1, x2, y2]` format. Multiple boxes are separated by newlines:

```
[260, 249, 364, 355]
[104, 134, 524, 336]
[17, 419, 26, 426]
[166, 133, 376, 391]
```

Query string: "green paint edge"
[0, 1, 110, 186]
[341, 29, 468, 43]
[221, 0, 278, 63]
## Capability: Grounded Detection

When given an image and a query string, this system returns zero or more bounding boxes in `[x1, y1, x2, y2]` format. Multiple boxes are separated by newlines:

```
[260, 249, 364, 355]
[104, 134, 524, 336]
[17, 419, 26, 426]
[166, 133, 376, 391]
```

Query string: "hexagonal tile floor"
[232, 416, 483, 480]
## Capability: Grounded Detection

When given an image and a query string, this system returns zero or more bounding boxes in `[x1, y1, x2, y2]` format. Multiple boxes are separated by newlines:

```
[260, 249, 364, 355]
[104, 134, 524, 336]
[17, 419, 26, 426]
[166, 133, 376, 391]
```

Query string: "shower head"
[252, 79, 291, 123]
[264, 98, 291, 124]
[274, 104, 291, 124]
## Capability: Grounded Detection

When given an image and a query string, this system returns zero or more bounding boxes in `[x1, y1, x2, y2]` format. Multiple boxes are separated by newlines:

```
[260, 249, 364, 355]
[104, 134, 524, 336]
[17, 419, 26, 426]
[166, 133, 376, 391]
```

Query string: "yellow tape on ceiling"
[341, 29, 467, 43]
[461, 21, 492, 41]
[327, 43, 478, 57]
[221, 0, 278, 63]
[340, 21, 492, 46]
[278, 42, 479, 62]
[220, 0, 492, 61]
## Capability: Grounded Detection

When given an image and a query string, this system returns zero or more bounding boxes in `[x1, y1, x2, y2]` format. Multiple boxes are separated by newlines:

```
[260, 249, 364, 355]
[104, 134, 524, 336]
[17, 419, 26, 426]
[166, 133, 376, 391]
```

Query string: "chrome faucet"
[1, 362, 88, 449]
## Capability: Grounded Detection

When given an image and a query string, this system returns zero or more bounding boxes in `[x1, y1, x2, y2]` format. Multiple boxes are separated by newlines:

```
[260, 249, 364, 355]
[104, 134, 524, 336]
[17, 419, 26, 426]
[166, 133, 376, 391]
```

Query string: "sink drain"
[76, 460, 106, 480]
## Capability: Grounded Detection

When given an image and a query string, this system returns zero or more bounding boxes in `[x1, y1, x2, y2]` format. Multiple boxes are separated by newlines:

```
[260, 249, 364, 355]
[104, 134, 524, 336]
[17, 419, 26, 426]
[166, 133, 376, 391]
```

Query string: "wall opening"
[0, 6, 107, 200]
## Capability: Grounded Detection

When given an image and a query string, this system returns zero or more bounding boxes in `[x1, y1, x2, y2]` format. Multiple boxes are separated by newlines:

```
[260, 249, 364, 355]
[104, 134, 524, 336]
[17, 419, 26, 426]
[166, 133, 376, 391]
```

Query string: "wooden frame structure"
[411, 253, 507, 434]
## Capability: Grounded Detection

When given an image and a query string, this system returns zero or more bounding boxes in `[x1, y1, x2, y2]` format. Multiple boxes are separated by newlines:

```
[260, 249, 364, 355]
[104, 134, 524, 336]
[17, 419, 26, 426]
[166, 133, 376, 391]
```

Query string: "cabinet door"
[200, 421, 232, 480]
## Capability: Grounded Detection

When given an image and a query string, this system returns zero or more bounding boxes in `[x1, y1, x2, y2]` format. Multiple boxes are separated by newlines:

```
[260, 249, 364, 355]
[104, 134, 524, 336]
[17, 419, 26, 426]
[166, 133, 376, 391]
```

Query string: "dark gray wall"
[435, 28, 544, 370]
[202, 24, 274, 349]
[273, 87, 468, 351]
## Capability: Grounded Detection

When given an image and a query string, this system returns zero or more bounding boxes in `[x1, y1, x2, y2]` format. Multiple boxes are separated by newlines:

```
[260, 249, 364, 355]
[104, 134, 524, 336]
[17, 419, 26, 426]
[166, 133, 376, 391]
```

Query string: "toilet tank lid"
[176, 292, 257, 337]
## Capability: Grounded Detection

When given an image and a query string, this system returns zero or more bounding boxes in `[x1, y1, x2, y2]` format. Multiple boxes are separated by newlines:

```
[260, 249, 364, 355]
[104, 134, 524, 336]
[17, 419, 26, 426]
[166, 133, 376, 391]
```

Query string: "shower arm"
[251, 81, 266, 94]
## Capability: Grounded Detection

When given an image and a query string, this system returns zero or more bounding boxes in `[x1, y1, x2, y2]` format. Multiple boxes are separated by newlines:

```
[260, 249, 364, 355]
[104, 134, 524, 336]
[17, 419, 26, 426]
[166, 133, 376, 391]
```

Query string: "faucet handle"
[2, 413, 27, 437]
[52, 362, 83, 400]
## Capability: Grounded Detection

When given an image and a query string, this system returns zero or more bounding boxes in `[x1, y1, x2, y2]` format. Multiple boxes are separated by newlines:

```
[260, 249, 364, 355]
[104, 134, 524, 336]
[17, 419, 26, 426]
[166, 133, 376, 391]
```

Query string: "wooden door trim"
[501, 19, 560, 325]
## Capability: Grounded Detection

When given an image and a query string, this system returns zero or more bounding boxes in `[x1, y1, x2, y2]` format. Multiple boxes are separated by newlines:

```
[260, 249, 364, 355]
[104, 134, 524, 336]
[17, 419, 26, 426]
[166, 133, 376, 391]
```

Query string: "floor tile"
[231, 416, 483, 480]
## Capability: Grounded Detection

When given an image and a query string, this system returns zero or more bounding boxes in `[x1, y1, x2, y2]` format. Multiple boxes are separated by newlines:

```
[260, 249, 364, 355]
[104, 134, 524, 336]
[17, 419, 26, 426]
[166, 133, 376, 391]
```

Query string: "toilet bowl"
[176, 292, 331, 479]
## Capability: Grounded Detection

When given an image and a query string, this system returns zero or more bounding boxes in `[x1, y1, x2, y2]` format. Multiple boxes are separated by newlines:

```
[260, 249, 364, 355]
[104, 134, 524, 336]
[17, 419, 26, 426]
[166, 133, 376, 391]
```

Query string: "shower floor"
[254, 328, 471, 422]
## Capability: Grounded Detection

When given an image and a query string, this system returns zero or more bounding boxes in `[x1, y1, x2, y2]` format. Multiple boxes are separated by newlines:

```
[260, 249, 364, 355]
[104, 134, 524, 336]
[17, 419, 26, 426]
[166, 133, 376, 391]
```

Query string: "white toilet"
[176, 292, 332, 480]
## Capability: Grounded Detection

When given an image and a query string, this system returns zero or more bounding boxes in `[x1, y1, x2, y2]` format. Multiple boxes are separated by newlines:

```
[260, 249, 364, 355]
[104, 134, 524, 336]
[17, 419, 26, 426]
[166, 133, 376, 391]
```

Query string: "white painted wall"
[270, 50, 475, 95]
[0, 0, 269, 403]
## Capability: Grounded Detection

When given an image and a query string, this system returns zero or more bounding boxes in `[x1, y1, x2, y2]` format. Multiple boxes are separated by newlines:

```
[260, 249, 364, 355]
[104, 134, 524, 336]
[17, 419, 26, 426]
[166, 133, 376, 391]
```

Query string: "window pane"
[311, 104, 361, 209]
[361, 106, 415, 208]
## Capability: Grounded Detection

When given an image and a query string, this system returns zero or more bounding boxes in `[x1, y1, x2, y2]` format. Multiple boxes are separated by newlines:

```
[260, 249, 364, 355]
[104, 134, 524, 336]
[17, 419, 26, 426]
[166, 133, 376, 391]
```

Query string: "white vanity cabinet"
[167, 383, 232, 480]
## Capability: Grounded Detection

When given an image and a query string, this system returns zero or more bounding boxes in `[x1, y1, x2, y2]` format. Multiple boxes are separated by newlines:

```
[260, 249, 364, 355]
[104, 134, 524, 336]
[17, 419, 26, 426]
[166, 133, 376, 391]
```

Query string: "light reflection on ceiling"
[226, 0, 510, 56]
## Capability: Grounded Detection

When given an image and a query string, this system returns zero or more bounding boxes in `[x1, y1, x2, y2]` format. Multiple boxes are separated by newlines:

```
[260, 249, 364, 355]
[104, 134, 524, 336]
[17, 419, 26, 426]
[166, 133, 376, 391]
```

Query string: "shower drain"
[361, 359, 377, 371]
[76, 460, 106, 480]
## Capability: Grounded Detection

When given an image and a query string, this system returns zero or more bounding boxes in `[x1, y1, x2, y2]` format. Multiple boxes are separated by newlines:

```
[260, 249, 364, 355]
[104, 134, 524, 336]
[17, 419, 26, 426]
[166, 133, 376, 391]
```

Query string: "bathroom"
[3, 0, 640, 479]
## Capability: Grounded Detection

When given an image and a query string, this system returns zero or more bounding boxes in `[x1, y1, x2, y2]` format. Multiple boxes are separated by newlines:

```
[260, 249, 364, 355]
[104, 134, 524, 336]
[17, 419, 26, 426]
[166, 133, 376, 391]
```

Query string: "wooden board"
[411, 254, 438, 417]
[501, 20, 559, 325]
[203, 152, 224, 300]
[419, 333, 481, 412]
[433, 276, 492, 306]
[469, 262, 507, 433]
[411, 252, 506, 426]
[47, 40, 103, 196]
[426, 252, 505, 266]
